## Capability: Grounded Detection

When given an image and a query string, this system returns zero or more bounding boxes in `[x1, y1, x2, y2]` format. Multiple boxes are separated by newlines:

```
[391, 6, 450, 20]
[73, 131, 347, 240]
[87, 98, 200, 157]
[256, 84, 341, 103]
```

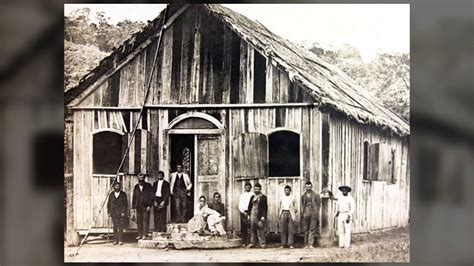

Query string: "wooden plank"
[279, 70, 289, 103]
[239, 41, 248, 104]
[161, 24, 173, 104]
[272, 66, 280, 103]
[190, 10, 202, 103]
[265, 58, 273, 103]
[246, 44, 254, 104]
[222, 25, 232, 104]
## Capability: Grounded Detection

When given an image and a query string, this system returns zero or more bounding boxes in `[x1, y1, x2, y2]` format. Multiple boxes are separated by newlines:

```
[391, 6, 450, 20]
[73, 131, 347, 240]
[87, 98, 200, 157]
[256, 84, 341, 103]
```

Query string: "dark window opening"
[253, 51, 266, 103]
[322, 114, 330, 184]
[230, 36, 241, 103]
[363, 140, 369, 180]
[269, 131, 300, 177]
[93, 131, 123, 174]
[141, 108, 148, 130]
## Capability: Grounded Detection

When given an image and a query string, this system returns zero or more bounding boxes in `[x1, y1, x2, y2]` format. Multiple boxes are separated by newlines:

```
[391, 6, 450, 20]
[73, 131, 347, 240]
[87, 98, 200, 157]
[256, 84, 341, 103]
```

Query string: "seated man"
[188, 196, 226, 236]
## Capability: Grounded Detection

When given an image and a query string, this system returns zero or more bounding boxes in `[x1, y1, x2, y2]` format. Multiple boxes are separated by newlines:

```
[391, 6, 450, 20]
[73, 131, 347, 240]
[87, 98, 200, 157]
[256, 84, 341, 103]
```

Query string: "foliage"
[307, 43, 410, 121]
[64, 41, 108, 92]
[64, 8, 146, 90]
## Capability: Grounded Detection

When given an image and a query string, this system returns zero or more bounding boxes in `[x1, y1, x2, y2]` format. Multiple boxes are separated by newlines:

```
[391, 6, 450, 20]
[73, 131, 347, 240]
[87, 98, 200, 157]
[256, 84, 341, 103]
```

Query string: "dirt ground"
[64, 227, 409, 263]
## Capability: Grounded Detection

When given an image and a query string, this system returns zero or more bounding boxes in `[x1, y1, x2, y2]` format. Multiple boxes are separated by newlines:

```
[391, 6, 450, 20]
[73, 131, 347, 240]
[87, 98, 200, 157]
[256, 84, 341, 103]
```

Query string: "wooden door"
[195, 135, 223, 205]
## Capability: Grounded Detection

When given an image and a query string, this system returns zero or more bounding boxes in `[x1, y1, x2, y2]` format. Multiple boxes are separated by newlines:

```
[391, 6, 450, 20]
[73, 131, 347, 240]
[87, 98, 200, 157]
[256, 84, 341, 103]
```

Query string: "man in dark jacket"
[152, 171, 170, 232]
[132, 173, 153, 240]
[247, 183, 268, 248]
[301, 181, 321, 248]
[107, 182, 128, 245]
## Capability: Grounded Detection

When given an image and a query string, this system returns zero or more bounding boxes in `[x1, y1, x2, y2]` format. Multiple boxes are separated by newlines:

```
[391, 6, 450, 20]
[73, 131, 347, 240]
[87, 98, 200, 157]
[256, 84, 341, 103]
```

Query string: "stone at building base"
[139, 223, 242, 249]
[138, 237, 242, 249]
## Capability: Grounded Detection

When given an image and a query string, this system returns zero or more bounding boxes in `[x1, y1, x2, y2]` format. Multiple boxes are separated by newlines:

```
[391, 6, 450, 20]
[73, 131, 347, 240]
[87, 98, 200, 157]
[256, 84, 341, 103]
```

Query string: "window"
[363, 140, 369, 180]
[253, 50, 266, 103]
[269, 131, 300, 177]
[93, 131, 123, 175]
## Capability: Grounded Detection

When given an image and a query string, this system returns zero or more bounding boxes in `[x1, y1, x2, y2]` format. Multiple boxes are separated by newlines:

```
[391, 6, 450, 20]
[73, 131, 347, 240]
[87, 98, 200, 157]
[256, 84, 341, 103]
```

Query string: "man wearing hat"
[132, 173, 154, 240]
[238, 182, 254, 246]
[107, 182, 128, 245]
[327, 185, 355, 248]
[247, 182, 268, 248]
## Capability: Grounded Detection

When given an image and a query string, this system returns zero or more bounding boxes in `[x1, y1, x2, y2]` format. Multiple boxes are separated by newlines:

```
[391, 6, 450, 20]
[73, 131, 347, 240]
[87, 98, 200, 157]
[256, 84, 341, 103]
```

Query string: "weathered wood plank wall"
[326, 114, 410, 234]
[74, 5, 312, 109]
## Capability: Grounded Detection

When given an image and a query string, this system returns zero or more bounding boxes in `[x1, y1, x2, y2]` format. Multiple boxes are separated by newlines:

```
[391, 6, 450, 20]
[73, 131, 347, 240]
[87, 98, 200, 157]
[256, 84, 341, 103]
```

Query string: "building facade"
[65, 4, 410, 239]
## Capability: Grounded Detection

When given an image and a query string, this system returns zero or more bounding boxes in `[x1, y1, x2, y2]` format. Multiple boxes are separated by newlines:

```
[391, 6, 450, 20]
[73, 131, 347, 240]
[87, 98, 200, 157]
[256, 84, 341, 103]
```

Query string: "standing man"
[152, 171, 170, 232]
[132, 173, 153, 240]
[301, 181, 321, 249]
[107, 182, 128, 245]
[247, 183, 268, 249]
[279, 185, 296, 249]
[170, 164, 192, 223]
[208, 192, 225, 216]
[327, 185, 355, 248]
[238, 182, 253, 247]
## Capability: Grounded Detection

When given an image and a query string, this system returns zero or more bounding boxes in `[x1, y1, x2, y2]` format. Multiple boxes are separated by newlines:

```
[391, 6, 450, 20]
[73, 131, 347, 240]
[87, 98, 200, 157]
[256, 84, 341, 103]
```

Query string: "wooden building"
[64, 4, 410, 239]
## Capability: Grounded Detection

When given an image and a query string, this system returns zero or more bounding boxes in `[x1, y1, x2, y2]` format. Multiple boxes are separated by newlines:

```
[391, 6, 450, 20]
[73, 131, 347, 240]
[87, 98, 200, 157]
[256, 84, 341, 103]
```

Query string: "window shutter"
[368, 143, 380, 181]
[232, 132, 268, 180]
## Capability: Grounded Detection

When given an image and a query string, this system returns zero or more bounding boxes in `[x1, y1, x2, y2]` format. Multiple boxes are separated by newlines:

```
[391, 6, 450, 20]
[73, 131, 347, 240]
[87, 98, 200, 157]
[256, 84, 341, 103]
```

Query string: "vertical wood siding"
[74, 6, 311, 108]
[326, 114, 410, 234]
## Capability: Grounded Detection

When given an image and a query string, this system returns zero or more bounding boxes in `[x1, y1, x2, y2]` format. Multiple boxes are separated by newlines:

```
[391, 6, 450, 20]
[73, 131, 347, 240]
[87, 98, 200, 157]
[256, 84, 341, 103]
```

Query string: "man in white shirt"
[238, 182, 254, 246]
[328, 185, 355, 248]
[279, 185, 296, 248]
[152, 171, 170, 232]
[170, 164, 192, 222]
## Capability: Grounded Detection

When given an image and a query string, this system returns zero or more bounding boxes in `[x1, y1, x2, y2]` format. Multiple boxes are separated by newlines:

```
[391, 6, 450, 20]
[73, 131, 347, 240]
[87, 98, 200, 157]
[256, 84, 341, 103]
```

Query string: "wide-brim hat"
[338, 185, 352, 192]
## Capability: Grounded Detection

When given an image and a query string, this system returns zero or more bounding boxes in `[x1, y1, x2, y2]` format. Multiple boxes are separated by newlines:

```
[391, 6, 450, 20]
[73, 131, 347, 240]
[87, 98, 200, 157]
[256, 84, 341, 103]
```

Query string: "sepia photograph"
[63, 3, 410, 263]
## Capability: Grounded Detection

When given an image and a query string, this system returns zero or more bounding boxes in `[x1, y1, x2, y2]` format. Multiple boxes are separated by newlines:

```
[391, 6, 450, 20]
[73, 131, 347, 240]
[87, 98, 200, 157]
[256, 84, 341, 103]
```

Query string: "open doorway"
[169, 134, 195, 222]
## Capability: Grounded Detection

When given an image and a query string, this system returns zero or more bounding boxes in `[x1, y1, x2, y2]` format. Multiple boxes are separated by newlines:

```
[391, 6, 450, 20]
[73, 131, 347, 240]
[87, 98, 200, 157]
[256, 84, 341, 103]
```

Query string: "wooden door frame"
[165, 111, 225, 222]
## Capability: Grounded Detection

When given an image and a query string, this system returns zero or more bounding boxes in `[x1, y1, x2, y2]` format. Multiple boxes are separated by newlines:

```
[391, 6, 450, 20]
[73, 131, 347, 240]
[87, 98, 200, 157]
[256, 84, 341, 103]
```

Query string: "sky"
[64, 4, 409, 62]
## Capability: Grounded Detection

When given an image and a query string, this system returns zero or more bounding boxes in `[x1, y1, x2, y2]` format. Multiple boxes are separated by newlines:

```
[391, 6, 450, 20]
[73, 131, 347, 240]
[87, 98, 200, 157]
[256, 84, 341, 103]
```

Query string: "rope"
[71, 6, 169, 260]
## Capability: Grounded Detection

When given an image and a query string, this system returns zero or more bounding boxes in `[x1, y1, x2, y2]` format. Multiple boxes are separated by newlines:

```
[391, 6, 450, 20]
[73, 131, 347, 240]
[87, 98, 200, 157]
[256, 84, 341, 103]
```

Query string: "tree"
[306, 42, 410, 121]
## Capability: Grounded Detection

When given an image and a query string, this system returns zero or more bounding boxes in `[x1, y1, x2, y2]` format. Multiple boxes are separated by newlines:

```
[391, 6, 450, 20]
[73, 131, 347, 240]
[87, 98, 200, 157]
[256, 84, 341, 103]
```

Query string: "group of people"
[107, 164, 191, 245]
[107, 164, 355, 249]
[238, 181, 355, 249]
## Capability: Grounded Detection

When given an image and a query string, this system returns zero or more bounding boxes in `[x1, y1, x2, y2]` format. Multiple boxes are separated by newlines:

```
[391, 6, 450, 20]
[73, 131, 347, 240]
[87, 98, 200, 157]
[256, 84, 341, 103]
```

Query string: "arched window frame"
[91, 129, 125, 177]
[267, 128, 302, 179]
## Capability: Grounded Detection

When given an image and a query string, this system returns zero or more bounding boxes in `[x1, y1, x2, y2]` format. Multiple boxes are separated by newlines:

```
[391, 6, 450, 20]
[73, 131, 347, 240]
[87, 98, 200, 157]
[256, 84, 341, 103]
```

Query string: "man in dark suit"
[247, 182, 268, 248]
[107, 182, 128, 245]
[132, 173, 153, 240]
[152, 171, 170, 232]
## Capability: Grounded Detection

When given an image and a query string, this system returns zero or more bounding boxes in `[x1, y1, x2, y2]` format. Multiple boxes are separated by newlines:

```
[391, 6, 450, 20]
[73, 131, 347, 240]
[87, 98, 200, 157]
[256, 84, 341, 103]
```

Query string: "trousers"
[136, 209, 150, 237]
[111, 217, 124, 243]
[337, 212, 352, 248]
[207, 215, 226, 235]
[240, 213, 250, 245]
[250, 215, 265, 246]
[173, 189, 188, 222]
[302, 209, 318, 246]
[279, 210, 294, 246]
[154, 206, 167, 232]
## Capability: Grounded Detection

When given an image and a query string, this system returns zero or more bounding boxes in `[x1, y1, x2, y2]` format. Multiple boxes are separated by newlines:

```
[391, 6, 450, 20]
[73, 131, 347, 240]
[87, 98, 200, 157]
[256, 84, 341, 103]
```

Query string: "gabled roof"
[65, 4, 409, 136]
